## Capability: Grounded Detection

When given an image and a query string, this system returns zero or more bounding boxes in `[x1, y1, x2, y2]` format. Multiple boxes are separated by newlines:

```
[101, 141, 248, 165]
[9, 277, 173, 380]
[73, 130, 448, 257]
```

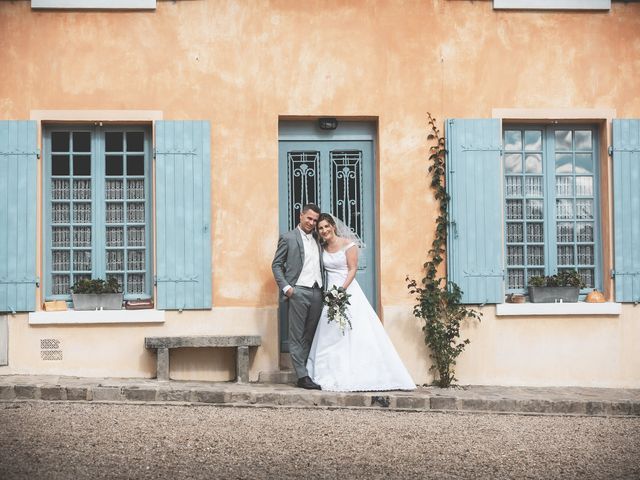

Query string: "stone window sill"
[496, 302, 621, 317]
[29, 309, 165, 325]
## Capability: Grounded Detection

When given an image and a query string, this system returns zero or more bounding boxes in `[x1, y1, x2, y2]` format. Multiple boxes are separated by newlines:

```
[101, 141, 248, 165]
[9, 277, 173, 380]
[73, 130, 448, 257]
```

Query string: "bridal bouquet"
[324, 286, 352, 334]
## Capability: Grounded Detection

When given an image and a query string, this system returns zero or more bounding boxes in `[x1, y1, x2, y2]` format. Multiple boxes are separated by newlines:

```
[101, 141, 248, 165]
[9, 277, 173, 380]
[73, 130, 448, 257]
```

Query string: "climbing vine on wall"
[406, 113, 481, 388]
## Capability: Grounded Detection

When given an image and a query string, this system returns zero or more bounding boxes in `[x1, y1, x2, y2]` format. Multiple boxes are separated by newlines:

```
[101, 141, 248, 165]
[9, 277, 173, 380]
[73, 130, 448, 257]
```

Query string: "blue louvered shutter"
[612, 119, 640, 302]
[0, 121, 38, 313]
[446, 119, 504, 304]
[155, 121, 212, 309]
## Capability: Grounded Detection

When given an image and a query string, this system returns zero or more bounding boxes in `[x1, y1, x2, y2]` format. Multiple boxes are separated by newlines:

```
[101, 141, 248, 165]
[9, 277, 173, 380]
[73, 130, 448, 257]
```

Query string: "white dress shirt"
[283, 227, 323, 293]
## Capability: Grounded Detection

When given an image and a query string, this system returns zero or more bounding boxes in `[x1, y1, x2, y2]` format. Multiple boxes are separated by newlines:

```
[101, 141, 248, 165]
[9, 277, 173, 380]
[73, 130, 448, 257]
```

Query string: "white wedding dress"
[307, 243, 416, 392]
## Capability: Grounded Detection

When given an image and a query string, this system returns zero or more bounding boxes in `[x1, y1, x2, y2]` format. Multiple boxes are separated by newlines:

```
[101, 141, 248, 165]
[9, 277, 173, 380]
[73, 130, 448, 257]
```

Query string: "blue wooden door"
[278, 139, 376, 352]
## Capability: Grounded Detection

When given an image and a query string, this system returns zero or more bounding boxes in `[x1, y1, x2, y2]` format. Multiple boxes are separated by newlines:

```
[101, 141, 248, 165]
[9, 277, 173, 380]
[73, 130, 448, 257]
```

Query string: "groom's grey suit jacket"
[272, 228, 324, 297]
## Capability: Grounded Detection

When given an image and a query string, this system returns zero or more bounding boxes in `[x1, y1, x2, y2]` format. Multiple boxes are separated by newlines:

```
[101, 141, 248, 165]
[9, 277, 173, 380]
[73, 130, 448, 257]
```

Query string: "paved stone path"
[1, 374, 639, 416]
[1, 402, 639, 479]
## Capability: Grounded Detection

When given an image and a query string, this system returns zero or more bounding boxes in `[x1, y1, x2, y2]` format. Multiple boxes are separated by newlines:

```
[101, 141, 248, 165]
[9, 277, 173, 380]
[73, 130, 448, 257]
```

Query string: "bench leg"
[157, 347, 170, 381]
[236, 346, 249, 383]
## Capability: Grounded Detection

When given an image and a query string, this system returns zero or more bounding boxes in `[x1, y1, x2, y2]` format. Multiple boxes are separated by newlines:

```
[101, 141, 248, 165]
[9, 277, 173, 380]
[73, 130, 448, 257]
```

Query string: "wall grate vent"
[40, 338, 62, 361]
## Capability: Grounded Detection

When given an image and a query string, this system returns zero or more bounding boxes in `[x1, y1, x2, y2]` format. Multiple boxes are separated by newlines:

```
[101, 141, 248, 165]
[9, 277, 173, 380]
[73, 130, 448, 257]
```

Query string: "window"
[503, 125, 600, 293]
[44, 125, 152, 301]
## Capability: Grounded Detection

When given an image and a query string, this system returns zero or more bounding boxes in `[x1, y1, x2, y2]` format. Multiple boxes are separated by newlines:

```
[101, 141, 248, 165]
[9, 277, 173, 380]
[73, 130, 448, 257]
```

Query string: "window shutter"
[0, 121, 38, 313]
[155, 121, 212, 309]
[612, 119, 640, 302]
[445, 119, 504, 304]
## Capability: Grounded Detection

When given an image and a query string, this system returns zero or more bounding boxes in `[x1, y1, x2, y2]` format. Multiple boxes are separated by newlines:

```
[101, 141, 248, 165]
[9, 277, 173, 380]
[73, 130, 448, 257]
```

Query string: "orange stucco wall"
[1, 1, 639, 386]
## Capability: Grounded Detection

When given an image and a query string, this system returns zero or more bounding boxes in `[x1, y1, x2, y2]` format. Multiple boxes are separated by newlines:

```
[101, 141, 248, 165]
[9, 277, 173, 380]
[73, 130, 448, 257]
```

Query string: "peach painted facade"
[1, 1, 639, 387]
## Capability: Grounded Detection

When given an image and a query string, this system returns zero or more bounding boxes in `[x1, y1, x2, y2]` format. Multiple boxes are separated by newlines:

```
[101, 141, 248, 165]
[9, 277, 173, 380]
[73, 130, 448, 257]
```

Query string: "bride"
[307, 213, 416, 392]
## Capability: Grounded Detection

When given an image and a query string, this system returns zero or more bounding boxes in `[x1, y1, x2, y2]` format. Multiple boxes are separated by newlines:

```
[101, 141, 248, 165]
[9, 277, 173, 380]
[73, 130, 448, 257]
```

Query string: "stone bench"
[144, 335, 261, 383]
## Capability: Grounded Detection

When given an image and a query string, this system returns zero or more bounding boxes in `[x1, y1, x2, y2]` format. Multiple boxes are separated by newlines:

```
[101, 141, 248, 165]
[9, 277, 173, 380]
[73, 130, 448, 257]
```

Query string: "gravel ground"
[1, 402, 639, 479]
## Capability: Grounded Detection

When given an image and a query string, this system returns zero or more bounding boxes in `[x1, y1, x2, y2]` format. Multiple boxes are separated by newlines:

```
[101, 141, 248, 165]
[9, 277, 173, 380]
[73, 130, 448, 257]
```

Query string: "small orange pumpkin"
[585, 290, 606, 303]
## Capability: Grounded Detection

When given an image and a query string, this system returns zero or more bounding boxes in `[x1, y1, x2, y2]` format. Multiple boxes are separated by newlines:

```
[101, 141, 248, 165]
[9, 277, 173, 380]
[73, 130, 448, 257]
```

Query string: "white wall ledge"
[496, 302, 621, 317]
[29, 309, 165, 325]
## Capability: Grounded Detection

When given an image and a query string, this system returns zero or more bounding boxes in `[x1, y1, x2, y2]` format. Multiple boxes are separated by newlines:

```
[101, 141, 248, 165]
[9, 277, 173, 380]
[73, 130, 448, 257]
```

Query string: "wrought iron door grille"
[287, 152, 319, 230]
[330, 151, 363, 241]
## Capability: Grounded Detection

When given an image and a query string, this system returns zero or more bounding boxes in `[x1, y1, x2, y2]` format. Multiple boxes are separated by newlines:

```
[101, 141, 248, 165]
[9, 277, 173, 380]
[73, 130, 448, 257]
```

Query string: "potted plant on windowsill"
[527, 270, 585, 303]
[71, 278, 123, 310]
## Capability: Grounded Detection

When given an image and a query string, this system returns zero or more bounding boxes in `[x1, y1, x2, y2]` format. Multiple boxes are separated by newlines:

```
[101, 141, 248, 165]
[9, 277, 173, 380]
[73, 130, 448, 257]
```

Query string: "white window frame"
[32, 0, 156, 9]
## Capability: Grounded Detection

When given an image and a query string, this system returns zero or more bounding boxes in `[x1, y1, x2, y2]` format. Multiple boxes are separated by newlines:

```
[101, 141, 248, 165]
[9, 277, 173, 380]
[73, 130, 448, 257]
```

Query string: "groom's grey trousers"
[288, 285, 323, 379]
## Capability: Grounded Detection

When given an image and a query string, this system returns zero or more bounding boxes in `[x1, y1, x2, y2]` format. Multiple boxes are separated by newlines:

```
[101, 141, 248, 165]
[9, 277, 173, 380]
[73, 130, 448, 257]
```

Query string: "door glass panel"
[287, 152, 319, 230]
[524, 130, 542, 151]
[331, 151, 363, 241]
[555, 130, 572, 151]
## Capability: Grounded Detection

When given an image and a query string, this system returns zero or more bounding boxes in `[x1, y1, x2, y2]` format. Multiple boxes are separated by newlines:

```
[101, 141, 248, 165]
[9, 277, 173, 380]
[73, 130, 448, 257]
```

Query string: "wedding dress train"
[307, 243, 416, 392]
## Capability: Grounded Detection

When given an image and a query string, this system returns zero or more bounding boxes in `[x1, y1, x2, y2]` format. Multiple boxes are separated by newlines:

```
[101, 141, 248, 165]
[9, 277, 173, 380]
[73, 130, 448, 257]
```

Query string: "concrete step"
[1, 375, 639, 417]
[258, 370, 296, 384]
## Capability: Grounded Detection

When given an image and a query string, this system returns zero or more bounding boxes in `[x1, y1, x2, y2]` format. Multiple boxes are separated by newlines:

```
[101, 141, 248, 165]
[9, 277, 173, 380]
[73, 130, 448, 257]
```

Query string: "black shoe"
[297, 376, 321, 390]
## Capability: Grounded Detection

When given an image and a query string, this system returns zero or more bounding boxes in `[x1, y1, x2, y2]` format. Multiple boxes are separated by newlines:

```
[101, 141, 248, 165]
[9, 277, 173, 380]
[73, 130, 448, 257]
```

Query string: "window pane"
[73, 132, 91, 152]
[576, 199, 593, 219]
[52, 250, 70, 271]
[507, 246, 524, 266]
[126, 132, 144, 152]
[127, 274, 145, 294]
[106, 180, 124, 199]
[52, 179, 70, 200]
[575, 131, 592, 151]
[556, 199, 573, 219]
[557, 245, 574, 265]
[506, 199, 523, 220]
[506, 176, 522, 198]
[524, 130, 542, 151]
[128, 226, 145, 247]
[504, 130, 522, 150]
[106, 226, 124, 247]
[579, 268, 594, 288]
[527, 223, 543, 243]
[506, 223, 523, 243]
[555, 176, 573, 197]
[73, 203, 91, 224]
[126, 155, 145, 176]
[73, 154, 91, 176]
[52, 227, 70, 247]
[525, 154, 542, 174]
[106, 203, 124, 223]
[73, 179, 91, 200]
[577, 245, 594, 265]
[575, 176, 593, 196]
[106, 132, 123, 152]
[527, 245, 544, 265]
[507, 269, 524, 289]
[526, 199, 543, 220]
[73, 250, 92, 271]
[51, 132, 70, 152]
[52, 274, 70, 295]
[525, 177, 543, 197]
[128, 250, 145, 270]
[106, 155, 123, 176]
[52, 154, 70, 175]
[555, 153, 572, 173]
[127, 202, 145, 223]
[575, 153, 593, 174]
[73, 226, 91, 247]
[52, 203, 70, 223]
[557, 222, 574, 243]
[555, 130, 572, 151]
[576, 222, 594, 242]
[106, 250, 124, 271]
[127, 179, 145, 200]
[504, 153, 522, 173]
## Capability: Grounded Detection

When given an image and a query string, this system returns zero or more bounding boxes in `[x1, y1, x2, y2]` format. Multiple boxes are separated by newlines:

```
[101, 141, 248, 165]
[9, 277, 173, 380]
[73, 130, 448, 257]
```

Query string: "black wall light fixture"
[318, 117, 339, 130]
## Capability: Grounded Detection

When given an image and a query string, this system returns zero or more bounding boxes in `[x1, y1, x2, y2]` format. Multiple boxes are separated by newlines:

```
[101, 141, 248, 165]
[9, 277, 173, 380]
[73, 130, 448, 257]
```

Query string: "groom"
[272, 203, 323, 390]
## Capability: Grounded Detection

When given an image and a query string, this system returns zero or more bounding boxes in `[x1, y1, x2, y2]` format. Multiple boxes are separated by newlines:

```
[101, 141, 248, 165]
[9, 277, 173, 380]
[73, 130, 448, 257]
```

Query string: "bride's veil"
[328, 214, 365, 250]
